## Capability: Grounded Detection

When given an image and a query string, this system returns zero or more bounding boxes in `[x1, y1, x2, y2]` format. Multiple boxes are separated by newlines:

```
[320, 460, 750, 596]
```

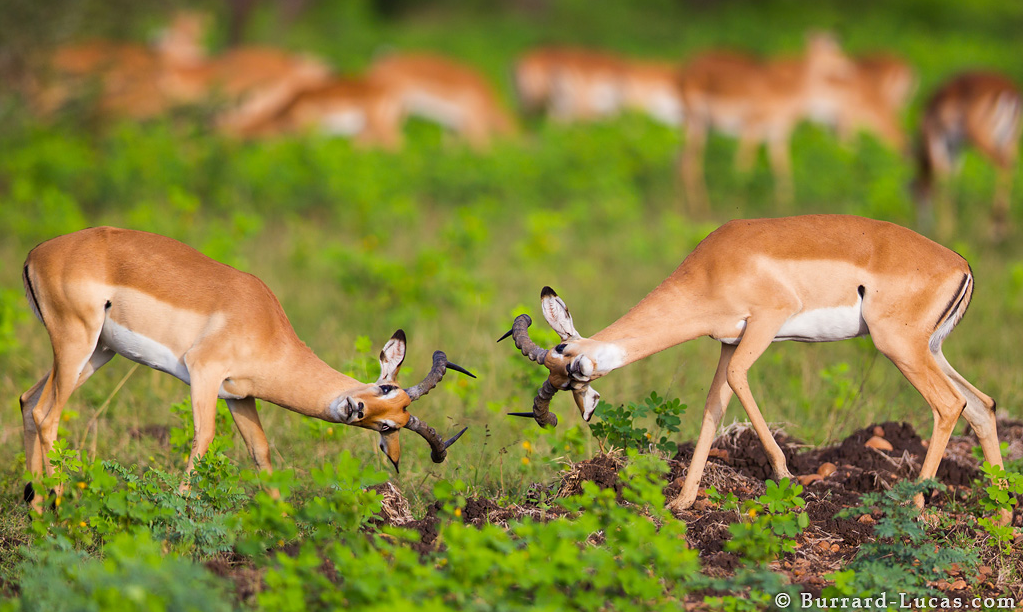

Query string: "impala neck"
[255, 342, 362, 422]
[590, 271, 713, 368]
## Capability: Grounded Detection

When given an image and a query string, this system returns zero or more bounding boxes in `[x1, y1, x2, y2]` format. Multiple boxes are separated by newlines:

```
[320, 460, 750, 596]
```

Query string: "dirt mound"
[555, 452, 625, 499]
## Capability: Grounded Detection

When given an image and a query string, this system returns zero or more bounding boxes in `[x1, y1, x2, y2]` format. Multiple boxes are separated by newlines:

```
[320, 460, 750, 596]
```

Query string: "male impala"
[366, 53, 517, 149]
[501, 215, 1006, 520]
[913, 72, 1021, 240]
[20, 227, 471, 504]
[677, 34, 855, 212]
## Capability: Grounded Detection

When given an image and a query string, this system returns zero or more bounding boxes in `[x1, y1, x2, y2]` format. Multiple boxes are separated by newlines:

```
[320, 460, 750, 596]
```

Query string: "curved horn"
[405, 415, 467, 463]
[497, 314, 548, 364]
[405, 350, 476, 401]
[507, 379, 559, 427]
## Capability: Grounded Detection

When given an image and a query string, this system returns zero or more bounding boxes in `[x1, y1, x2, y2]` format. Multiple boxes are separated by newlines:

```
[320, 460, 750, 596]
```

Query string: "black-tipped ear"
[378, 330, 407, 383]
[541, 286, 579, 340]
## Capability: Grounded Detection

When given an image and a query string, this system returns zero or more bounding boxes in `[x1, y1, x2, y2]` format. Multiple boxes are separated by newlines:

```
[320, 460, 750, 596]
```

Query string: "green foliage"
[10, 530, 232, 612]
[588, 392, 686, 455]
[974, 461, 1023, 555]
[825, 480, 978, 605]
[700, 480, 808, 610]
[709, 478, 809, 565]
[29, 448, 245, 558]
[168, 397, 235, 460]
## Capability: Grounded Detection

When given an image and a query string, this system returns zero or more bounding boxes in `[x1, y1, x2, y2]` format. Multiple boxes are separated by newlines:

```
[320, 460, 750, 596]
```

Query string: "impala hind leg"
[933, 351, 1010, 523]
[872, 334, 966, 508]
[725, 313, 797, 484]
[21, 348, 115, 483]
[226, 397, 273, 473]
[767, 135, 793, 207]
[668, 343, 735, 514]
[27, 334, 111, 508]
[680, 121, 709, 216]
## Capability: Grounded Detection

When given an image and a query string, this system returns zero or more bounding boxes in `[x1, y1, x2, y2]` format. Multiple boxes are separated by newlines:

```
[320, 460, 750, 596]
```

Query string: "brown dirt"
[210, 418, 1023, 603]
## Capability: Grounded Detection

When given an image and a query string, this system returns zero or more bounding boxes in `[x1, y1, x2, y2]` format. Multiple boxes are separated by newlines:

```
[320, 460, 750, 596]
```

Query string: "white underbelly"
[320, 109, 366, 136]
[101, 317, 191, 383]
[404, 92, 464, 129]
[645, 91, 683, 126]
[721, 302, 869, 345]
[99, 317, 242, 399]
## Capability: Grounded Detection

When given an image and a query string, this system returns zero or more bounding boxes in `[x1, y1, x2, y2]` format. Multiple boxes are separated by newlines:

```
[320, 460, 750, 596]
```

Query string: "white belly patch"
[722, 301, 869, 345]
[321, 109, 367, 136]
[101, 317, 191, 383]
[404, 92, 464, 129]
[100, 317, 241, 399]
[774, 304, 869, 342]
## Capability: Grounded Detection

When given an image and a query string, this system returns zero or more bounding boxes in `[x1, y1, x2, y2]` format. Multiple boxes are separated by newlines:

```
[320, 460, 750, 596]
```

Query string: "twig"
[76, 363, 140, 450]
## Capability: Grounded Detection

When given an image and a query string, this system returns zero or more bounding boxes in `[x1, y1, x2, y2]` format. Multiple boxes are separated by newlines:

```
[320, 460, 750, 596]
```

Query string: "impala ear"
[378, 429, 401, 473]
[378, 329, 407, 383]
[573, 385, 601, 421]
[540, 286, 580, 341]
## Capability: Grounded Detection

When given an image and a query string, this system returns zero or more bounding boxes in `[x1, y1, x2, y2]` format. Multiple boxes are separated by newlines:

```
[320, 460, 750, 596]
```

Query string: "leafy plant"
[824, 480, 978, 606]
[588, 391, 686, 455]
[974, 461, 1023, 555]
[10, 530, 232, 612]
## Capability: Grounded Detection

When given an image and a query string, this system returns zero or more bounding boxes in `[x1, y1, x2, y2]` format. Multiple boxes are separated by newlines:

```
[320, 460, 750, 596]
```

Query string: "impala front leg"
[669, 343, 735, 513]
[226, 397, 272, 473]
[180, 372, 223, 493]
[726, 312, 796, 483]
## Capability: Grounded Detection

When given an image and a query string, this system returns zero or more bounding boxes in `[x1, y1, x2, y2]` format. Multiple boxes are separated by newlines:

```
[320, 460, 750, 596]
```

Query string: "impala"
[805, 53, 913, 150]
[246, 77, 405, 148]
[514, 47, 630, 122]
[514, 47, 683, 126]
[913, 72, 1021, 240]
[154, 11, 333, 136]
[366, 53, 517, 149]
[501, 215, 1006, 520]
[677, 34, 855, 212]
[34, 36, 172, 119]
[20, 227, 471, 504]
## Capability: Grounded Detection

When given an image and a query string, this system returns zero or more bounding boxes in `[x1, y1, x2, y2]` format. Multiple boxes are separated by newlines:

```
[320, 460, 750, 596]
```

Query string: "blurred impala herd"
[28, 11, 1021, 231]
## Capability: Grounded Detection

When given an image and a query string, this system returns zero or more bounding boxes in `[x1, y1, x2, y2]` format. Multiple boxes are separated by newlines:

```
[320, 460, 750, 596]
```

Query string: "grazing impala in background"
[246, 76, 405, 147]
[20, 227, 471, 506]
[501, 215, 1007, 521]
[514, 47, 630, 122]
[514, 47, 683, 126]
[155, 11, 333, 136]
[914, 72, 1021, 240]
[367, 53, 517, 149]
[804, 53, 914, 151]
[677, 34, 855, 212]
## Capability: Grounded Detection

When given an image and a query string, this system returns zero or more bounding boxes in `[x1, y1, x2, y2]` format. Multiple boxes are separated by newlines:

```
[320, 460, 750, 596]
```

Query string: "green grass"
[0, 0, 1022, 604]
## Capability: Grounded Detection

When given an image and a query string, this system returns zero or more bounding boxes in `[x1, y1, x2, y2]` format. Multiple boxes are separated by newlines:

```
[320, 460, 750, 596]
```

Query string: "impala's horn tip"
[508, 412, 536, 418]
[541, 286, 557, 298]
[446, 361, 477, 379]
[497, 328, 513, 343]
[445, 426, 468, 449]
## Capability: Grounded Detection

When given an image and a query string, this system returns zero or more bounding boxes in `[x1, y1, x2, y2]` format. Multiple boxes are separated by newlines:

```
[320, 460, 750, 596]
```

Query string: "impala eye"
[379, 385, 398, 395]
